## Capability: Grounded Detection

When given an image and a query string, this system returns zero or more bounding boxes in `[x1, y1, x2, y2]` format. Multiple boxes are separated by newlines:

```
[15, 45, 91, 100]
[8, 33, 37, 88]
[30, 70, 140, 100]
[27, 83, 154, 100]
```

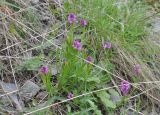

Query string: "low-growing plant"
[1, 0, 159, 114]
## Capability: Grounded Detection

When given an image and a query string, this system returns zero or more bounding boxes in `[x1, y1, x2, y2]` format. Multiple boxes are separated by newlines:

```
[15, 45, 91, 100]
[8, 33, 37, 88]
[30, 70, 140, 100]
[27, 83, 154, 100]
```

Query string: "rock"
[108, 89, 121, 104]
[36, 101, 47, 108]
[0, 105, 19, 115]
[120, 107, 137, 115]
[30, 0, 39, 5]
[51, 65, 58, 76]
[151, 18, 160, 33]
[148, 17, 160, 45]
[11, 94, 23, 112]
[119, 101, 139, 115]
[155, 105, 160, 113]
[20, 80, 40, 102]
[41, 16, 50, 22]
[36, 91, 48, 100]
[0, 95, 11, 105]
[0, 82, 23, 111]
[0, 81, 17, 92]
[142, 111, 159, 115]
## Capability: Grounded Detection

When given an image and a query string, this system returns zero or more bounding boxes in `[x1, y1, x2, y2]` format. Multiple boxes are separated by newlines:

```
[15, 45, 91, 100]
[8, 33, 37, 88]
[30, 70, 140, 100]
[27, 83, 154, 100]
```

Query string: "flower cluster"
[39, 66, 48, 74]
[72, 40, 82, 51]
[68, 13, 87, 27]
[68, 13, 77, 24]
[102, 42, 112, 49]
[134, 64, 141, 75]
[80, 19, 87, 26]
[120, 80, 131, 95]
[85, 56, 93, 64]
[68, 13, 94, 65]
[67, 92, 74, 99]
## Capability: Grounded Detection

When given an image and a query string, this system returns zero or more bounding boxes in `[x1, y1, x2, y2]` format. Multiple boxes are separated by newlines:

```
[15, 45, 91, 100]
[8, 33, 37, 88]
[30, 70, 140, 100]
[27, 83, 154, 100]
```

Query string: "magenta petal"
[102, 42, 112, 49]
[80, 19, 87, 26]
[40, 66, 48, 74]
[68, 13, 77, 24]
[72, 40, 82, 51]
[85, 56, 93, 63]
[120, 80, 131, 95]
[67, 92, 74, 99]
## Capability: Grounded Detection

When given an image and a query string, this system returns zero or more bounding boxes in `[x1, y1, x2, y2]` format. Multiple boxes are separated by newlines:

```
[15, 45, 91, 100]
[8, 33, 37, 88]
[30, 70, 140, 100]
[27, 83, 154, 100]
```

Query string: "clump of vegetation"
[0, 0, 160, 114]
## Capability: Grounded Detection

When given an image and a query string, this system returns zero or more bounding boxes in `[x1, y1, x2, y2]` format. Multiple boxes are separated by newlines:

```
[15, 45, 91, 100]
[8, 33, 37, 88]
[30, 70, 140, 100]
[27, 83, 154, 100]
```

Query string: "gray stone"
[30, 0, 39, 5]
[148, 17, 160, 45]
[36, 91, 48, 100]
[108, 89, 121, 104]
[0, 95, 11, 105]
[20, 80, 40, 102]
[120, 107, 137, 115]
[0, 106, 19, 115]
[51, 65, 58, 76]
[0, 82, 17, 92]
[0, 82, 23, 111]
[142, 111, 159, 115]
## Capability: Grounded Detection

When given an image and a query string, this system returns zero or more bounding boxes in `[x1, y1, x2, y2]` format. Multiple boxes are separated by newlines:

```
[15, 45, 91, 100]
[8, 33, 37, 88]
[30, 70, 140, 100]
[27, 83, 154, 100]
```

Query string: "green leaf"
[66, 104, 71, 113]
[17, 57, 42, 71]
[86, 77, 100, 83]
[9, 22, 16, 34]
[96, 91, 116, 109]
[64, 1, 70, 10]
[88, 100, 102, 115]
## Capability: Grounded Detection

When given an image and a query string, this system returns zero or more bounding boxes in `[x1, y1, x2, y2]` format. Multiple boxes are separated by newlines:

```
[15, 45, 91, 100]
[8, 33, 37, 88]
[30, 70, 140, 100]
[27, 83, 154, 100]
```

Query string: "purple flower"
[80, 19, 87, 26]
[134, 64, 141, 75]
[120, 80, 131, 95]
[85, 56, 93, 63]
[68, 13, 77, 24]
[67, 92, 74, 99]
[102, 42, 112, 49]
[40, 66, 48, 74]
[72, 40, 82, 51]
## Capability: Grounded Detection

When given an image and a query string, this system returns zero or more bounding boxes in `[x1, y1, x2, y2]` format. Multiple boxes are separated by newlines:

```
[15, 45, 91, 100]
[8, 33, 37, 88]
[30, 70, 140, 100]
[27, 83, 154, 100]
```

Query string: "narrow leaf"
[96, 91, 116, 109]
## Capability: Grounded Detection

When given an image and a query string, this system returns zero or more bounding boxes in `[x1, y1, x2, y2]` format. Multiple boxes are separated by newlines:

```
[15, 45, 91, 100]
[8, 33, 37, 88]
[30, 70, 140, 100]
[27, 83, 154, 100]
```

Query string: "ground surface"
[0, 0, 160, 115]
